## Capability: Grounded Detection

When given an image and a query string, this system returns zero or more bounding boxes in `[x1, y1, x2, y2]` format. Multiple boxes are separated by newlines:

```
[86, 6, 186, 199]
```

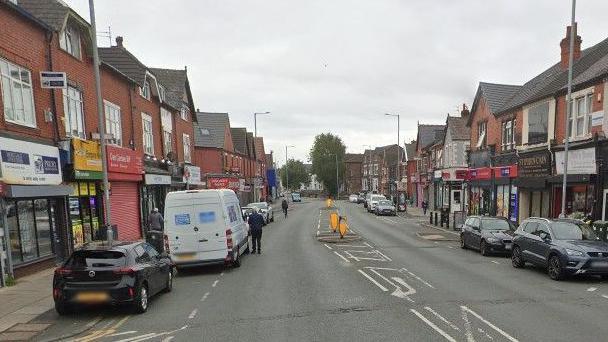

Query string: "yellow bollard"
[338, 217, 348, 238]
[330, 212, 339, 232]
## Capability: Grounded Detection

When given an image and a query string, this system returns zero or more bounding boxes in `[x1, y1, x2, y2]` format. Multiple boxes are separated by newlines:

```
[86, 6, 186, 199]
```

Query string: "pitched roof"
[476, 82, 522, 114]
[404, 141, 416, 161]
[446, 116, 470, 141]
[3, 0, 52, 30]
[98, 46, 148, 87]
[149, 68, 188, 111]
[193, 112, 230, 148]
[254, 137, 265, 160]
[344, 153, 363, 163]
[498, 36, 608, 113]
[417, 125, 445, 149]
[230, 127, 248, 154]
[18, 0, 69, 31]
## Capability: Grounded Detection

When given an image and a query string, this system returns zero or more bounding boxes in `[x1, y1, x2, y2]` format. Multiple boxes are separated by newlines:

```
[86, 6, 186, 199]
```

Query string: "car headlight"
[565, 248, 584, 256]
[486, 237, 499, 244]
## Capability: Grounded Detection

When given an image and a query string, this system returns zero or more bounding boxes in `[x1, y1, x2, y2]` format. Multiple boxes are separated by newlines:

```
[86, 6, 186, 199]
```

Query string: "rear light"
[54, 267, 72, 276]
[226, 228, 233, 249]
[114, 267, 136, 276]
[163, 234, 170, 254]
[128, 287, 134, 297]
[53, 288, 61, 299]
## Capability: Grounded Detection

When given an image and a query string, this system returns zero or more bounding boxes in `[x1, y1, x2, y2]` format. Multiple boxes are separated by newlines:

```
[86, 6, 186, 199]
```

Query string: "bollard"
[429, 212, 433, 224]
[434, 212, 438, 226]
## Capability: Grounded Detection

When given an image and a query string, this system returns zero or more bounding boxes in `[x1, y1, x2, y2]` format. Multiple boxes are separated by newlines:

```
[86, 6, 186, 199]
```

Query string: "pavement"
[6, 198, 608, 341]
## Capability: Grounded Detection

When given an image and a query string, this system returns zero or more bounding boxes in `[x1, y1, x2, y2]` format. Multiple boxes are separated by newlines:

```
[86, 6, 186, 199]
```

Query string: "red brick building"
[343, 153, 363, 195]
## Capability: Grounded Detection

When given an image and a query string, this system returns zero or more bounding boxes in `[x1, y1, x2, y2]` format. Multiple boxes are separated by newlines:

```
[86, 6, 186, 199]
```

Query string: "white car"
[348, 194, 359, 203]
[249, 202, 274, 224]
[368, 195, 386, 213]
[164, 189, 249, 269]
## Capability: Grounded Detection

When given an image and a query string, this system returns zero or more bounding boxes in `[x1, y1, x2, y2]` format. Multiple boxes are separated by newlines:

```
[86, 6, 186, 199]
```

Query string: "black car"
[512, 218, 608, 280]
[460, 216, 515, 256]
[53, 241, 173, 315]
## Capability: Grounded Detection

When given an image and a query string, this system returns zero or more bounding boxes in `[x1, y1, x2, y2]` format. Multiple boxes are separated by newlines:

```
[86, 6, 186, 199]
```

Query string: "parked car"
[52, 241, 173, 315]
[291, 192, 302, 202]
[364, 193, 373, 209]
[357, 192, 366, 204]
[349, 194, 359, 203]
[250, 202, 275, 223]
[368, 194, 386, 213]
[460, 216, 515, 256]
[241, 206, 255, 221]
[512, 218, 608, 280]
[165, 189, 249, 269]
[374, 200, 396, 216]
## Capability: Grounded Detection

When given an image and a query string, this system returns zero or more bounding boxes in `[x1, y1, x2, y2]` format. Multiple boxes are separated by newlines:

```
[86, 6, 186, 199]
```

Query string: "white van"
[368, 194, 386, 213]
[164, 189, 249, 269]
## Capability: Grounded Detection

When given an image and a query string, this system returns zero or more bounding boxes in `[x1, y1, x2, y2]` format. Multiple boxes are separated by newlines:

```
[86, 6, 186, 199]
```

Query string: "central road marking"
[490, 261, 500, 265]
[587, 287, 597, 292]
[188, 309, 198, 319]
[461, 305, 519, 342]
[334, 251, 350, 263]
[410, 309, 457, 342]
[212, 280, 219, 287]
[358, 269, 388, 291]
[424, 307, 460, 331]
[201, 292, 210, 301]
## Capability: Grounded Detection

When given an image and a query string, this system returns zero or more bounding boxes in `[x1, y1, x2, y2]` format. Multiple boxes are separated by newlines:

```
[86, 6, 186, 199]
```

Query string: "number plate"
[175, 253, 195, 261]
[504, 243, 512, 250]
[75, 292, 109, 303]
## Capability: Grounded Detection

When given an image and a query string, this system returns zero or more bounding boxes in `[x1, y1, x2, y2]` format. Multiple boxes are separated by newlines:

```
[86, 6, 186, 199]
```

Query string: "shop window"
[0, 58, 36, 127]
[6, 199, 54, 265]
[63, 86, 85, 139]
[69, 182, 101, 247]
[527, 102, 549, 144]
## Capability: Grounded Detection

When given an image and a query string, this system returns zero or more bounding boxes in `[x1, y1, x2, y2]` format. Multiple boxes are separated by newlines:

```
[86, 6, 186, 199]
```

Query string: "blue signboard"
[509, 189, 518, 222]
[174, 213, 191, 225]
[500, 167, 510, 177]
[266, 169, 277, 187]
[199, 211, 216, 223]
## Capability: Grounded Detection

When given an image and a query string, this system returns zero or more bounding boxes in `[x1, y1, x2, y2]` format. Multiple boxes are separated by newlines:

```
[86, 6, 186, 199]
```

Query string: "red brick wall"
[132, 89, 163, 158]
[100, 66, 137, 151]
[193, 147, 222, 175]
[174, 107, 194, 163]
[554, 83, 604, 142]
[0, 6, 55, 143]
[469, 97, 522, 152]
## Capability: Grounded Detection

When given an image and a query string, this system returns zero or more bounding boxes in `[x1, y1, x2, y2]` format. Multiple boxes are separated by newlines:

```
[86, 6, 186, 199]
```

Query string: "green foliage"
[5, 275, 15, 286]
[309, 133, 346, 197]
[280, 159, 310, 191]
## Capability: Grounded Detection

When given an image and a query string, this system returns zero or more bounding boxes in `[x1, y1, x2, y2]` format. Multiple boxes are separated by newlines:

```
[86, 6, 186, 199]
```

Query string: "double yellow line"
[73, 316, 130, 342]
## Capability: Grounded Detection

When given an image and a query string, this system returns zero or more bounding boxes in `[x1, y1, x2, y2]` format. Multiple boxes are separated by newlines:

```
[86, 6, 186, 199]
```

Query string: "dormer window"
[158, 85, 166, 102]
[180, 105, 189, 121]
[59, 24, 81, 59]
[140, 80, 150, 100]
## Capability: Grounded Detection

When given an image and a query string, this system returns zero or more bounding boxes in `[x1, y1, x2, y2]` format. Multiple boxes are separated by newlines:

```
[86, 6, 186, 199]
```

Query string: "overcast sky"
[65, 0, 608, 165]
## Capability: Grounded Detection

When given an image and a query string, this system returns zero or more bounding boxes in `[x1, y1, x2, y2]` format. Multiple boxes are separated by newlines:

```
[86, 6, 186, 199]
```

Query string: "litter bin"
[146, 231, 165, 253]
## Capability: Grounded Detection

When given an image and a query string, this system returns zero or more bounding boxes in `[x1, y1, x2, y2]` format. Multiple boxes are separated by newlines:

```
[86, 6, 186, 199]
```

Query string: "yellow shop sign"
[72, 139, 102, 172]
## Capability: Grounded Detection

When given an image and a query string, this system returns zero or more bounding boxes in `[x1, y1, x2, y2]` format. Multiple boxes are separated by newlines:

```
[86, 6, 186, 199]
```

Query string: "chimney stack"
[460, 103, 470, 121]
[116, 36, 124, 47]
[560, 23, 582, 69]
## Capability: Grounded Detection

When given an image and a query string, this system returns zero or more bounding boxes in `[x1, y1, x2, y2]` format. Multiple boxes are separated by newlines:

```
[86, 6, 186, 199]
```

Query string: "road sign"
[338, 217, 348, 238]
[330, 212, 339, 232]
[40, 71, 67, 89]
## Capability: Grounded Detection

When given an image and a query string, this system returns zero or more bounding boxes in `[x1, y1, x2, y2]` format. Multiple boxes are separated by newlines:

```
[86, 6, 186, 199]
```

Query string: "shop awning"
[4, 185, 73, 198]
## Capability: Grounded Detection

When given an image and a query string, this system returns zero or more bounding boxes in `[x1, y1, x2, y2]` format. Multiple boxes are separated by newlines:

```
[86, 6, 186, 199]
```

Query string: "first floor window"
[142, 113, 154, 155]
[63, 86, 85, 138]
[501, 119, 515, 151]
[161, 108, 173, 156]
[569, 93, 593, 138]
[476, 121, 487, 148]
[183, 134, 192, 163]
[59, 25, 81, 59]
[527, 102, 549, 144]
[104, 101, 122, 146]
[0, 59, 36, 127]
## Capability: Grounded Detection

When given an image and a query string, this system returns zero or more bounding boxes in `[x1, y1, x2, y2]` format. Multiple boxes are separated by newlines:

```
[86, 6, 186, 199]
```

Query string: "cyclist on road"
[281, 199, 289, 218]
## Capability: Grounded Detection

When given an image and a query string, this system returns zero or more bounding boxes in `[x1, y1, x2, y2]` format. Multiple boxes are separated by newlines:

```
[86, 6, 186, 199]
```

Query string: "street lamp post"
[560, 0, 576, 218]
[285, 145, 295, 192]
[385, 113, 400, 205]
[253, 111, 270, 201]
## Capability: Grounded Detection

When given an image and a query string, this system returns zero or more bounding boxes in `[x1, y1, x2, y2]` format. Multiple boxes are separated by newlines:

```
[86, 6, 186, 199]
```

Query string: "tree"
[280, 159, 310, 191]
[309, 133, 346, 197]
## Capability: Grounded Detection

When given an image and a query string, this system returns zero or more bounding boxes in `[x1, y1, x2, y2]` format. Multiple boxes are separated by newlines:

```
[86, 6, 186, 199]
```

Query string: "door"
[451, 190, 462, 213]
[530, 223, 551, 266]
[144, 243, 166, 294]
[519, 221, 537, 261]
[469, 217, 482, 249]
[134, 244, 159, 294]
[462, 218, 473, 247]
[603, 189, 608, 221]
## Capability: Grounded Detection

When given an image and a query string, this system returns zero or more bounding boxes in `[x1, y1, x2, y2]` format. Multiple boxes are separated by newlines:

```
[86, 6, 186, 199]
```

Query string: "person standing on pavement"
[248, 207, 265, 254]
[148, 208, 164, 232]
[422, 200, 428, 215]
[281, 199, 289, 218]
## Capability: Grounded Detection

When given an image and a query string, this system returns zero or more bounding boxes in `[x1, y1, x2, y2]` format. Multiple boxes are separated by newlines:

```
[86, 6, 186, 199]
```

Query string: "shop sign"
[591, 110, 604, 127]
[554, 147, 596, 175]
[72, 139, 102, 171]
[509, 186, 518, 222]
[145, 174, 172, 185]
[518, 150, 551, 178]
[469, 167, 491, 180]
[183, 165, 202, 185]
[106, 146, 143, 174]
[0, 137, 62, 185]
[455, 169, 468, 180]
[40, 71, 66, 89]
[208, 177, 240, 191]
[494, 165, 518, 178]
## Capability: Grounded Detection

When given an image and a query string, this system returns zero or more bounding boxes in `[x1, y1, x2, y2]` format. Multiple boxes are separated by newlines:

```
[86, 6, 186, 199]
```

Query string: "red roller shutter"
[110, 182, 141, 241]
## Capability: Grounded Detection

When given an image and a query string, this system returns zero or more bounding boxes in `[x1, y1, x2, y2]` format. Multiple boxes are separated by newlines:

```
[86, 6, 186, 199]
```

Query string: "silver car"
[249, 202, 274, 224]
[374, 200, 396, 216]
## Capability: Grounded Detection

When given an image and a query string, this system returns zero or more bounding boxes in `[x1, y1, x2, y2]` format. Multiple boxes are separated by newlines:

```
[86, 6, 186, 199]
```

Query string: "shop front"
[493, 165, 518, 222]
[208, 176, 241, 193]
[551, 146, 597, 218]
[0, 137, 71, 278]
[438, 169, 467, 214]
[431, 170, 442, 210]
[142, 162, 172, 230]
[517, 149, 552, 221]
[106, 146, 143, 241]
[467, 167, 493, 215]
[183, 164, 203, 190]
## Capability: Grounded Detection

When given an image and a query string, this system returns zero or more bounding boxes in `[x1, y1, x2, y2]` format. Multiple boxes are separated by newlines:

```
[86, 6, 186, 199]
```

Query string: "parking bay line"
[410, 309, 457, 342]
[334, 251, 350, 263]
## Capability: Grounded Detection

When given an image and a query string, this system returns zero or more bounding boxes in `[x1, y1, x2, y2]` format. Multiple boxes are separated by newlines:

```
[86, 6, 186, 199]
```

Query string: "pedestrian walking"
[248, 207, 265, 254]
[147, 208, 164, 232]
[422, 200, 428, 215]
[281, 199, 289, 218]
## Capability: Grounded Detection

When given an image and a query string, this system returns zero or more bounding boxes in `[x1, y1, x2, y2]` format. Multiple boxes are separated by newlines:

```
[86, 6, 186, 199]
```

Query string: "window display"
[5, 199, 55, 265]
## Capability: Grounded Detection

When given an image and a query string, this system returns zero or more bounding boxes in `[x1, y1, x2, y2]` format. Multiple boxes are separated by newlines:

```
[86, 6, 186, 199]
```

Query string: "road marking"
[587, 287, 597, 292]
[424, 307, 460, 331]
[161, 337, 175, 342]
[446, 246, 454, 249]
[344, 250, 390, 262]
[334, 244, 367, 248]
[334, 251, 350, 263]
[188, 309, 198, 319]
[358, 269, 388, 292]
[410, 309, 457, 342]
[461, 305, 475, 342]
[77, 316, 131, 342]
[212, 280, 219, 287]
[375, 250, 393, 261]
[324, 243, 333, 250]
[461, 305, 519, 342]
[114, 326, 188, 342]
[601, 294, 608, 299]
[490, 261, 500, 265]
[201, 292, 210, 301]
[402, 268, 435, 288]
[220, 272, 225, 276]
[364, 242, 374, 248]
[108, 331, 138, 337]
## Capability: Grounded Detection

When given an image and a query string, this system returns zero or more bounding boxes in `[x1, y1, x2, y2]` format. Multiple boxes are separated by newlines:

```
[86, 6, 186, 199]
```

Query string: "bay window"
[59, 25, 81, 59]
[527, 101, 549, 144]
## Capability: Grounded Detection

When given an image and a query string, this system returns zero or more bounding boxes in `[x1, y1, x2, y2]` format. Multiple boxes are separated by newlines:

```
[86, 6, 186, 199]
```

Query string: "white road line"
[601, 294, 608, 299]
[220, 272, 224, 276]
[108, 331, 138, 337]
[212, 280, 219, 287]
[402, 268, 435, 289]
[364, 242, 374, 249]
[423, 307, 460, 331]
[461, 305, 519, 342]
[324, 243, 333, 250]
[334, 244, 367, 248]
[161, 337, 175, 342]
[334, 251, 350, 263]
[490, 260, 500, 265]
[358, 269, 388, 292]
[446, 246, 454, 249]
[410, 309, 457, 342]
[188, 309, 198, 319]
[375, 250, 393, 262]
[201, 292, 210, 301]
[113, 333, 158, 342]
[587, 287, 597, 292]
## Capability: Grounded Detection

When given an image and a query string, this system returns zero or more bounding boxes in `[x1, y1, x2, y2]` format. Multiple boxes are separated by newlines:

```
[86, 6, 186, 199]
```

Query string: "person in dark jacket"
[248, 208, 265, 254]
[281, 199, 289, 218]
[422, 200, 428, 215]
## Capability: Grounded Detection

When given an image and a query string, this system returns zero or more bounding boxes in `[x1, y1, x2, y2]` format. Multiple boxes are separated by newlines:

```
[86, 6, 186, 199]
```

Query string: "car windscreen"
[250, 202, 268, 209]
[551, 222, 599, 240]
[371, 196, 384, 201]
[378, 200, 392, 206]
[481, 218, 511, 231]
[66, 250, 127, 268]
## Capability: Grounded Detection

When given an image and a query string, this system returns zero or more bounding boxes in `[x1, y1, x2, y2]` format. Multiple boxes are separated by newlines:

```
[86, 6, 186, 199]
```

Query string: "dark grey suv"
[512, 218, 608, 280]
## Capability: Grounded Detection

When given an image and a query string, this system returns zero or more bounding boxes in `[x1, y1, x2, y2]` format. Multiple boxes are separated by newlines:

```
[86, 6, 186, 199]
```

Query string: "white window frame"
[501, 119, 515, 151]
[476, 121, 487, 148]
[526, 101, 550, 145]
[161, 108, 173, 156]
[141, 112, 154, 155]
[0, 58, 36, 127]
[59, 25, 81, 59]
[180, 105, 189, 121]
[103, 100, 122, 146]
[63, 86, 85, 139]
[569, 92, 594, 139]
[158, 85, 166, 102]
[140, 81, 151, 100]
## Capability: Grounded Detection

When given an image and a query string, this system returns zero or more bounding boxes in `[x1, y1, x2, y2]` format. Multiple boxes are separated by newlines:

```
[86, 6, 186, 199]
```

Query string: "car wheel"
[55, 301, 73, 315]
[480, 240, 488, 256]
[460, 234, 467, 249]
[548, 255, 564, 280]
[511, 246, 525, 268]
[163, 269, 173, 293]
[133, 284, 149, 314]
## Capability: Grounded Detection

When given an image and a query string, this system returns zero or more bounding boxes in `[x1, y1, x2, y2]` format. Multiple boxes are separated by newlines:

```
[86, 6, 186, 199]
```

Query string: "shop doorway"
[603, 189, 608, 221]
[451, 189, 462, 212]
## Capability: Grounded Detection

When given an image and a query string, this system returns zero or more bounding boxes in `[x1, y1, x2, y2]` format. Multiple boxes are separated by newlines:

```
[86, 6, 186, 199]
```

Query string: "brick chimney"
[460, 103, 470, 121]
[560, 23, 582, 69]
[116, 36, 124, 47]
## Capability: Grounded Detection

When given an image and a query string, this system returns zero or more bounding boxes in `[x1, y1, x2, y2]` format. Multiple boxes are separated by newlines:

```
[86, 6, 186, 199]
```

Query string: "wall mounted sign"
[554, 147, 596, 175]
[517, 150, 551, 178]
[106, 145, 143, 174]
[40, 71, 66, 89]
[0, 137, 62, 185]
